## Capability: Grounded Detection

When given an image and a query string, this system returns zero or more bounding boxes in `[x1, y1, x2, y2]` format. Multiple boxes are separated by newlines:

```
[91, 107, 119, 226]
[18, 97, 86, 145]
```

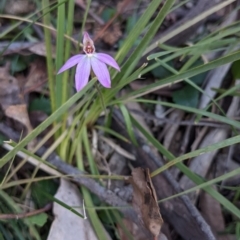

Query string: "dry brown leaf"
[0, 62, 33, 135]
[5, 104, 32, 133]
[200, 188, 229, 240]
[101, 22, 122, 45]
[29, 111, 48, 128]
[24, 58, 48, 93]
[4, 0, 35, 15]
[130, 167, 163, 239]
[117, 0, 135, 15]
[28, 42, 56, 58]
[94, 21, 122, 46]
[118, 219, 168, 240]
[0, 62, 22, 107]
[108, 151, 127, 190]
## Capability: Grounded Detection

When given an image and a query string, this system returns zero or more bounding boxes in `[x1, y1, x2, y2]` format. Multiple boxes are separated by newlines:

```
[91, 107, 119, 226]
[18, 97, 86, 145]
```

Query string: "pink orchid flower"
[57, 32, 120, 91]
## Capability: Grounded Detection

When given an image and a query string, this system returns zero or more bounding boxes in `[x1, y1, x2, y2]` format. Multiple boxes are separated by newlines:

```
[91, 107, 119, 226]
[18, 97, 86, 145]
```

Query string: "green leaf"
[101, 8, 116, 22]
[42, 0, 56, 112]
[27, 213, 48, 227]
[189, 59, 208, 85]
[95, 125, 130, 143]
[119, 104, 138, 146]
[0, 0, 7, 14]
[47, 191, 85, 219]
[0, 231, 4, 240]
[236, 222, 240, 238]
[23, 26, 34, 36]
[231, 59, 240, 79]
[31, 180, 58, 208]
[172, 84, 199, 108]
[151, 60, 174, 79]
[0, 133, 7, 145]
[190, 72, 207, 85]
[55, 0, 66, 109]
[11, 56, 28, 72]
[81, 187, 109, 239]
[126, 13, 138, 34]
[29, 97, 52, 115]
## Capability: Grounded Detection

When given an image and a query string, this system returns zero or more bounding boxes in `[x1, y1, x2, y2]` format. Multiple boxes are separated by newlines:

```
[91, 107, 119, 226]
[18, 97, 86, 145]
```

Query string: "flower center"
[84, 42, 95, 54]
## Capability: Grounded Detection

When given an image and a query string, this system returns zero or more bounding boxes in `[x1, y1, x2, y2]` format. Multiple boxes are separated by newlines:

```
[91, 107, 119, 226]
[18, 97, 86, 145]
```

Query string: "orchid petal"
[94, 53, 120, 71]
[75, 56, 91, 91]
[83, 32, 94, 45]
[57, 54, 84, 74]
[83, 32, 95, 54]
[91, 58, 111, 88]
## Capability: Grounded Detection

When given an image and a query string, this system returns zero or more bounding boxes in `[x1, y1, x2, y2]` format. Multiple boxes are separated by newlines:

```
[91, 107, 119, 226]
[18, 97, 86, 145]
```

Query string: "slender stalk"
[59, 0, 75, 159]
[42, 0, 55, 112]
[55, 0, 65, 109]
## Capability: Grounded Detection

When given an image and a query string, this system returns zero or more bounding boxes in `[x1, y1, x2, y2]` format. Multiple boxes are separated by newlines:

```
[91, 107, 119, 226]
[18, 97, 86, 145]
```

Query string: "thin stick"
[0, 203, 52, 220]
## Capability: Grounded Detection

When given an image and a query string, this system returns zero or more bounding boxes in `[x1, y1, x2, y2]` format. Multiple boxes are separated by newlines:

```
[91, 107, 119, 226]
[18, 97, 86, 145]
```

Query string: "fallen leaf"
[108, 151, 127, 190]
[118, 219, 168, 240]
[29, 42, 56, 58]
[130, 167, 163, 239]
[4, 0, 35, 15]
[29, 110, 49, 128]
[0, 42, 36, 56]
[24, 58, 48, 94]
[0, 62, 33, 134]
[102, 22, 122, 45]
[94, 21, 122, 46]
[47, 179, 98, 240]
[117, 0, 135, 15]
[27, 213, 48, 227]
[200, 188, 231, 240]
[0, 62, 21, 108]
[5, 104, 32, 133]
